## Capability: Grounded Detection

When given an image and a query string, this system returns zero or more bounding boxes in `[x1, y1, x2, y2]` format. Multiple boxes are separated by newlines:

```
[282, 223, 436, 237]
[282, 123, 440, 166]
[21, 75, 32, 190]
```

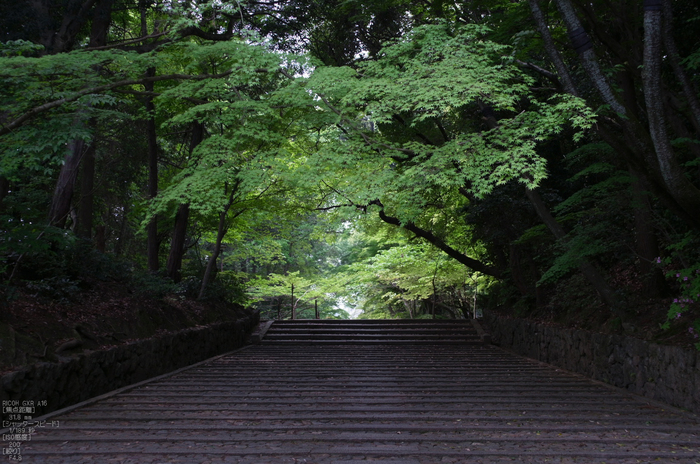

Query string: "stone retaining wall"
[484, 313, 700, 413]
[1, 313, 259, 416]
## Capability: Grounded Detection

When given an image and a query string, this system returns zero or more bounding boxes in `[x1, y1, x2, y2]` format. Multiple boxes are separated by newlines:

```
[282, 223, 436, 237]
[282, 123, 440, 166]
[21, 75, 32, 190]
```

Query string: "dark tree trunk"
[0, 177, 9, 211]
[89, 0, 113, 47]
[77, 143, 95, 238]
[165, 123, 203, 282]
[291, 283, 295, 320]
[94, 225, 106, 253]
[48, 139, 86, 227]
[165, 203, 190, 283]
[78, 2, 111, 238]
[34, 0, 99, 53]
[642, 0, 700, 223]
[145, 67, 159, 272]
[47, 0, 113, 230]
[198, 183, 241, 299]
[527, 0, 579, 96]
[114, 205, 128, 257]
[662, 0, 700, 134]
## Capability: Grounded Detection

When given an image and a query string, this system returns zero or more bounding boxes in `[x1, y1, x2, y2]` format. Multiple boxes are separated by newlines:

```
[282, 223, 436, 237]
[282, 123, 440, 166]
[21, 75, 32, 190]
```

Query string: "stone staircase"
[259, 319, 489, 344]
[17, 319, 700, 463]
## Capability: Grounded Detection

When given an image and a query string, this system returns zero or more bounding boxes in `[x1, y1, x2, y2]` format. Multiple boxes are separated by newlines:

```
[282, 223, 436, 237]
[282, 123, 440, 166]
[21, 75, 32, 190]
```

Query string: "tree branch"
[1, 71, 239, 136]
[514, 58, 563, 89]
[369, 200, 502, 278]
[84, 31, 168, 50]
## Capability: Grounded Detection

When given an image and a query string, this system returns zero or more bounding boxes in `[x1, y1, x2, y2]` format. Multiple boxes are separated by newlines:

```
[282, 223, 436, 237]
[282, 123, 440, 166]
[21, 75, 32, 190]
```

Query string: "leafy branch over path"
[0, 69, 280, 137]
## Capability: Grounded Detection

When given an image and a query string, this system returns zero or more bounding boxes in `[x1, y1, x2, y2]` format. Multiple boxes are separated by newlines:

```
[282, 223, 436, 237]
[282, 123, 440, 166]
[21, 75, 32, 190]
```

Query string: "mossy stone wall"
[1, 313, 258, 417]
[485, 313, 700, 413]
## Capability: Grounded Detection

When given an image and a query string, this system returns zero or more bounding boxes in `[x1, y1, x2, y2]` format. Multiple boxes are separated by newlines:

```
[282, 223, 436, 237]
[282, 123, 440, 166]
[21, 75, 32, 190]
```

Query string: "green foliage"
[322, 227, 490, 319]
[658, 232, 700, 350]
[24, 276, 81, 304]
[0, 40, 44, 57]
[200, 271, 249, 305]
[662, 265, 700, 351]
[305, 23, 596, 208]
[537, 226, 612, 285]
[4, 0, 699, 342]
[530, 143, 632, 288]
[128, 270, 179, 299]
[249, 271, 350, 320]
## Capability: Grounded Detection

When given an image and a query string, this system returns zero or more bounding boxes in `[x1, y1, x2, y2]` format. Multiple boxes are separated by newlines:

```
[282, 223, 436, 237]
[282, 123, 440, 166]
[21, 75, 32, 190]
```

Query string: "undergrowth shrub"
[128, 270, 179, 298]
[660, 232, 700, 350]
[199, 270, 248, 305]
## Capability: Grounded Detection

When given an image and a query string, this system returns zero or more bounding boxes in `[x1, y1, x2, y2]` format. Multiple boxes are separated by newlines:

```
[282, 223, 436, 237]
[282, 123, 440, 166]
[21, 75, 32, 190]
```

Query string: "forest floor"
[0, 278, 251, 376]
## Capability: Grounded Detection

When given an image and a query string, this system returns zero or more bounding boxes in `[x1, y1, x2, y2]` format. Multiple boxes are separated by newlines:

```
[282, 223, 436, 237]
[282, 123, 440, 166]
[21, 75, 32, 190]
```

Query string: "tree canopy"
[1, 0, 699, 348]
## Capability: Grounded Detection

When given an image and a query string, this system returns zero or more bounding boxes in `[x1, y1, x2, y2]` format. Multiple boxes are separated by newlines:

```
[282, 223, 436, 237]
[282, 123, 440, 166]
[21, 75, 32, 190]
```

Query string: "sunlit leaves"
[304, 22, 596, 221]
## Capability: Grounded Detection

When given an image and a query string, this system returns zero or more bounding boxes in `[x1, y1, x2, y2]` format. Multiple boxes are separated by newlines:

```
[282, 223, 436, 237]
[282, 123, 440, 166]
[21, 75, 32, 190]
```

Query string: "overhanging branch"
[369, 200, 502, 278]
[0, 69, 272, 136]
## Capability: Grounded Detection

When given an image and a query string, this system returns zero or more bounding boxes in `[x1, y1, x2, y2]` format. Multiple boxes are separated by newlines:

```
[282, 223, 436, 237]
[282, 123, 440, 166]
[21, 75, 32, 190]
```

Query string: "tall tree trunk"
[0, 177, 9, 211]
[114, 205, 128, 257]
[76, 143, 95, 238]
[198, 182, 241, 299]
[508, 244, 535, 299]
[642, 0, 700, 222]
[145, 67, 159, 272]
[48, 139, 86, 227]
[291, 283, 295, 320]
[165, 123, 203, 282]
[89, 0, 114, 47]
[165, 203, 190, 282]
[138, 0, 149, 37]
[662, 0, 700, 134]
[74, 0, 112, 241]
[527, 0, 579, 97]
[198, 216, 226, 299]
[47, 0, 113, 230]
[94, 225, 106, 253]
[553, 0, 626, 115]
[549, 0, 700, 230]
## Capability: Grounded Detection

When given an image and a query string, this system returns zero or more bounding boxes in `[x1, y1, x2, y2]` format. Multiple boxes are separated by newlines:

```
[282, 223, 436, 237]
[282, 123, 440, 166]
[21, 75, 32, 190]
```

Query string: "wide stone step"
[23, 437, 700, 459]
[14, 338, 700, 464]
[264, 327, 478, 333]
[271, 319, 475, 324]
[261, 319, 485, 344]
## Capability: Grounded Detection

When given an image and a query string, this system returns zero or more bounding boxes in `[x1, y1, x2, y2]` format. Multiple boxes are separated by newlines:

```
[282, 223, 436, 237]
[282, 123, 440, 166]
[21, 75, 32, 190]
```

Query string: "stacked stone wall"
[1, 313, 258, 416]
[485, 313, 700, 413]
